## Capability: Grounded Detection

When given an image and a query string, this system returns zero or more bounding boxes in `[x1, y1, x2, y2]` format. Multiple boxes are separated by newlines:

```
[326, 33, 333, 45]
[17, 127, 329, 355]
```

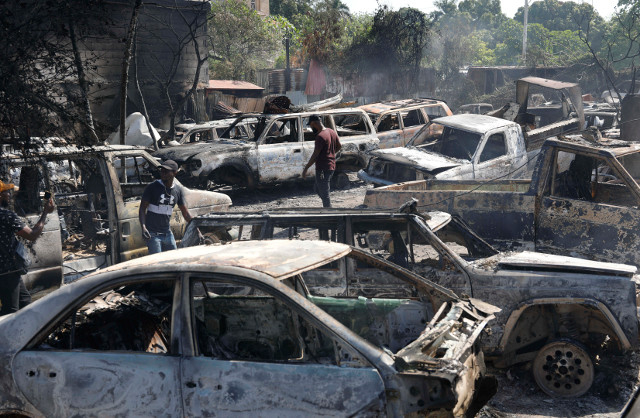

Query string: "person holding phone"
[0, 180, 55, 315]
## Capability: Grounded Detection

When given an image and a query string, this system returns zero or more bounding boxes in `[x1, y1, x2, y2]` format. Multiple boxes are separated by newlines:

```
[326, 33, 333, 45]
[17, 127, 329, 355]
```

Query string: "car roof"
[96, 240, 351, 280]
[545, 137, 640, 158]
[0, 140, 145, 160]
[359, 99, 445, 114]
[233, 108, 368, 120]
[432, 114, 514, 134]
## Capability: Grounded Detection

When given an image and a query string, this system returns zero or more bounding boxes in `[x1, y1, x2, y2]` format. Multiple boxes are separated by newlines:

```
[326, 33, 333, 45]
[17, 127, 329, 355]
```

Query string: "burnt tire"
[532, 339, 594, 397]
[331, 172, 350, 190]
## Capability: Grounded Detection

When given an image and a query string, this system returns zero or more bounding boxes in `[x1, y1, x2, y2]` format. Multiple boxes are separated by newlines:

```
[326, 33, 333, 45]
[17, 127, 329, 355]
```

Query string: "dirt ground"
[226, 176, 640, 417]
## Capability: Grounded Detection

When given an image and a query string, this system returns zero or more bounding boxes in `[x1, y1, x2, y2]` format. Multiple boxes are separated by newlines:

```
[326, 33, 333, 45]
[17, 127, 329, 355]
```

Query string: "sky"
[341, 0, 618, 20]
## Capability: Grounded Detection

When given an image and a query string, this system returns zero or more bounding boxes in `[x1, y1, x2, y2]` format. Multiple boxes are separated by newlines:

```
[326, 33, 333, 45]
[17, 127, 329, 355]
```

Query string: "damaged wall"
[78, 0, 210, 131]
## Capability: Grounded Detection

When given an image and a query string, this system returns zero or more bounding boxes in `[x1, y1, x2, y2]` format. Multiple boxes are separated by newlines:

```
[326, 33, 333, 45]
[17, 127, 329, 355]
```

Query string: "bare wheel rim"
[532, 340, 594, 397]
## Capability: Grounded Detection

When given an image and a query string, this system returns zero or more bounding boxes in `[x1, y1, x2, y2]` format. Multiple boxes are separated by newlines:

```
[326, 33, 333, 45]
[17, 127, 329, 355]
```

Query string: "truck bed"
[364, 179, 536, 250]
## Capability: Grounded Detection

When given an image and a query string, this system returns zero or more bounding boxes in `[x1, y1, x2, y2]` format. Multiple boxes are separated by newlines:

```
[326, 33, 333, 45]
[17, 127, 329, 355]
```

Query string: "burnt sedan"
[0, 240, 495, 417]
[182, 206, 640, 397]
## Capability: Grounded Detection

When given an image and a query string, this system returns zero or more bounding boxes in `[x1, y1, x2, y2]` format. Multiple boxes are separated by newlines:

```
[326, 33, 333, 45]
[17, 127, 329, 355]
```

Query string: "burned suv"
[359, 98, 453, 149]
[154, 109, 379, 190]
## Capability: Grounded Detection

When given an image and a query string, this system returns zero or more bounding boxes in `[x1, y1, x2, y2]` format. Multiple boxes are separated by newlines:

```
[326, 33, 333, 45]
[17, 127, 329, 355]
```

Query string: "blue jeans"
[147, 230, 177, 254]
[315, 169, 334, 208]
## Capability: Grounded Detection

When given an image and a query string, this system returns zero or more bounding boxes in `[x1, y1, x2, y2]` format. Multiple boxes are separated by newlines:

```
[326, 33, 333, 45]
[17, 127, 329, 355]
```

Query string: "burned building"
[77, 0, 210, 132]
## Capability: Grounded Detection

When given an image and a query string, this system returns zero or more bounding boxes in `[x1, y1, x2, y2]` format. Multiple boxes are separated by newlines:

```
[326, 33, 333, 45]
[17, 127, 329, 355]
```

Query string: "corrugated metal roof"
[207, 80, 264, 91]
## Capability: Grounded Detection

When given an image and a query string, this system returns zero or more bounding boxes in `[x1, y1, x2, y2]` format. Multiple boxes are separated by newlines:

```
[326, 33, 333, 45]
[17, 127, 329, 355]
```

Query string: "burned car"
[0, 139, 231, 297]
[153, 109, 379, 190]
[0, 240, 495, 417]
[364, 136, 640, 268]
[358, 114, 540, 186]
[358, 77, 588, 187]
[169, 117, 258, 146]
[360, 98, 453, 149]
[183, 207, 640, 397]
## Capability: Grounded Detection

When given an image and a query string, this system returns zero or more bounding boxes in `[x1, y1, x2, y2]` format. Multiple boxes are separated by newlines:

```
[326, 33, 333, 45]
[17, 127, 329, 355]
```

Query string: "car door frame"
[12, 273, 184, 417]
[399, 107, 427, 144]
[256, 116, 306, 183]
[471, 128, 518, 180]
[535, 147, 640, 265]
[178, 270, 388, 416]
[374, 111, 405, 149]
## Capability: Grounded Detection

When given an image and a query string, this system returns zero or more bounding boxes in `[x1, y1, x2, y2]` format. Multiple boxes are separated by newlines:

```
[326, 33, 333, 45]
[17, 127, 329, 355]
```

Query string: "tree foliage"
[208, 0, 292, 81]
[269, 0, 312, 23]
[574, 0, 640, 102]
[296, 0, 350, 65]
[342, 7, 431, 94]
[514, 0, 604, 33]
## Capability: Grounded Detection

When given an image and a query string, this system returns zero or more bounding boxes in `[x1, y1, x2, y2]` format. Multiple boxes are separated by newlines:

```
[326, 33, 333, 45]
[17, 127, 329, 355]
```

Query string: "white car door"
[257, 116, 306, 183]
[12, 278, 183, 417]
[181, 276, 386, 416]
[473, 132, 514, 179]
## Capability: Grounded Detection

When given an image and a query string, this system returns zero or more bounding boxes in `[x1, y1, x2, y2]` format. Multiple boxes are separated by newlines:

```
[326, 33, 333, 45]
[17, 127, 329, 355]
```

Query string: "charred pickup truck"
[364, 136, 640, 267]
[358, 77, 586, 187]
[0, 140, 231, 298]
[153, 109, 379, 190]
[181, 207, 639, 397]
[358, 114, 541, 186]
[0, 240, 495, 416]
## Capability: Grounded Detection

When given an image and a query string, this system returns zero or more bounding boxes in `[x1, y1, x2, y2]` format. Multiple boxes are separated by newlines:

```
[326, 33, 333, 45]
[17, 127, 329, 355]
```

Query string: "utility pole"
[284, 32, 291, 93]
[522, 0, 529, 64]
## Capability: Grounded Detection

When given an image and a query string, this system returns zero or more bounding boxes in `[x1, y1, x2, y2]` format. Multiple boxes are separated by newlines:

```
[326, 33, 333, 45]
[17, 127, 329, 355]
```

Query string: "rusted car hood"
[154, 139, 252, 163]
[370, 147, 465, 173]
[475, 251, 637, 276]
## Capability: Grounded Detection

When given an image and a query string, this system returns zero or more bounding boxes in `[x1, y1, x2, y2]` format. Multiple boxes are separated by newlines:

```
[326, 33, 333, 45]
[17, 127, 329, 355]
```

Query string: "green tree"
[208, 0, 292, 81]
[344, 6, 431, 94]
[514, 0, 603, 33]
[296, 0, 351, 65]
[458, 0, 505, 29]
[574, 1, 640, 102]
[430, 0, 458, 22]
[270, 0, 312, 23]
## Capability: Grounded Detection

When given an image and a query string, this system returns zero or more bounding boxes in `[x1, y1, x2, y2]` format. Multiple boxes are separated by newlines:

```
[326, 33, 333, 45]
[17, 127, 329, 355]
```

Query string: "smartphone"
[43, 191, 52, 200]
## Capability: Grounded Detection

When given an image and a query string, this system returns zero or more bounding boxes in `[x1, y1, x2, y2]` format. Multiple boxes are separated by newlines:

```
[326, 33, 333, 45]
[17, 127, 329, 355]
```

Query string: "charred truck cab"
[0, 140, 231, 298]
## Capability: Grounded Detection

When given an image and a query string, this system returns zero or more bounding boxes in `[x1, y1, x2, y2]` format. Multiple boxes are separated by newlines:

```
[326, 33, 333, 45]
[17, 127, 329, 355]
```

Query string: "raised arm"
[16, 198, 55, 242]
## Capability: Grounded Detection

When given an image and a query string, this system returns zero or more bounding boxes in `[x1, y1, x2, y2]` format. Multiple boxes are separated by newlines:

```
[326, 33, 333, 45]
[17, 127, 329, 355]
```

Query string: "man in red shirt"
[302, 115, 341, 207]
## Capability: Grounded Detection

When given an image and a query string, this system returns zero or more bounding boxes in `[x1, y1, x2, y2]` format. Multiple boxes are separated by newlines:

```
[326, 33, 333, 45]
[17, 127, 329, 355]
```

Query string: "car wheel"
[332, 172, 350, 190]
[201, 232, 221, 244]
[532, 339, 594, 397]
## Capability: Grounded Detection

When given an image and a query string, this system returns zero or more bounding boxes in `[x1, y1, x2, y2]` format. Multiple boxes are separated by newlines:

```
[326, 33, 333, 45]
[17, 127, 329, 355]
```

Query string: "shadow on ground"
[478, 350, 640, 417]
